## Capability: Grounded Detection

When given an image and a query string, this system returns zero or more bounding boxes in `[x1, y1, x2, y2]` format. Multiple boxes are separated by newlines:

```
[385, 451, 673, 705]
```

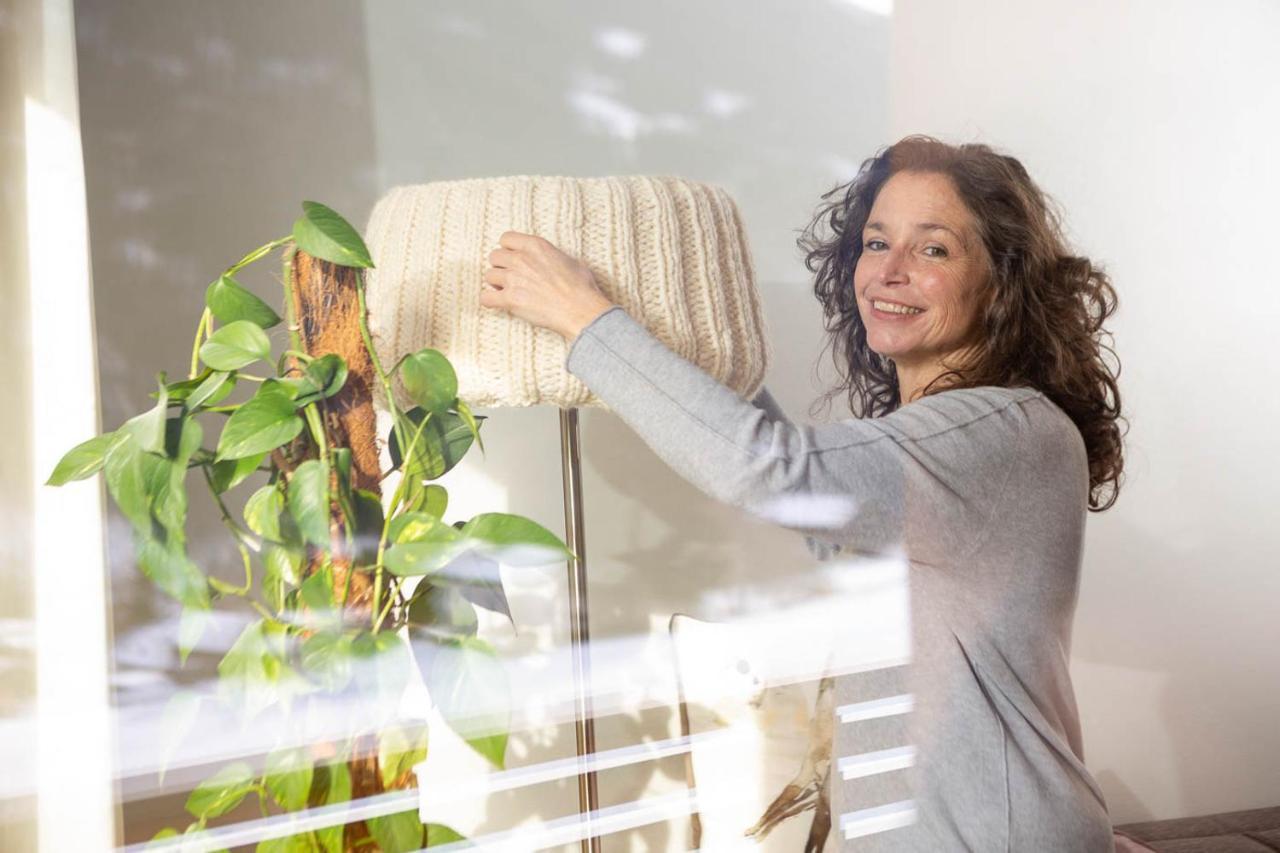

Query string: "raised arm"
[565, 306, 1037, 565]
[747, 387, 847, 560]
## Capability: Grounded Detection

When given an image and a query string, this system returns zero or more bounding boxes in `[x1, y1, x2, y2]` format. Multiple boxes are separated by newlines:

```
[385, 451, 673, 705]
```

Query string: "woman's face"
[853, 170, 991, 371]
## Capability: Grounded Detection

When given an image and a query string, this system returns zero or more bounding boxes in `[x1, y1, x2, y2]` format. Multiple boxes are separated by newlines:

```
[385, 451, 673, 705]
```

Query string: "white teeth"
[872, 299, 923, 315]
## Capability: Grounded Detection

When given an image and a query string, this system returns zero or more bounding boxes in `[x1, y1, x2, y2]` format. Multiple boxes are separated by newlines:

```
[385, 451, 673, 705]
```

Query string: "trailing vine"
[48, 201, 572, 852]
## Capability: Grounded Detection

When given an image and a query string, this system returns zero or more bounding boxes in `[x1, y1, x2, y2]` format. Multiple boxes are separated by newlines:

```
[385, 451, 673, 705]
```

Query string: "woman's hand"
[480, 231, 616, 342]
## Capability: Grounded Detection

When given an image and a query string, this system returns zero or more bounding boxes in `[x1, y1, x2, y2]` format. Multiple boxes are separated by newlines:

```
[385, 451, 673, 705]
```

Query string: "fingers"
[480, 261, 511, 312]
[482, 265, 510, 287]
[488, 247, 521, 269]
[498, 230, 544, 253]
[479, 278, 507, 310]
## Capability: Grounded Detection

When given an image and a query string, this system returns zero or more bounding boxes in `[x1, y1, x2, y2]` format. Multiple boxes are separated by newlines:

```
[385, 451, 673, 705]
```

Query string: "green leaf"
[426, 637, 510, 769]
[178, 606, 211, 665]
[389, 511, 451, 545]
[292, 201, 374, 268]
[137, 537, 209, 608]
[399, 349, 457, 415]
[454, 398, 485, 455]
[145, 416, 203, 541]
[330, 448, 357, 546]
[377, 720, 429, 789]
[206, 274, 281, 329]
[461, 512, 573, 567]
[210, 451, 264, 495]
[186, 370, 235, 410]
[244, 485, 285, 541]
[156, 690, 200, 785]
[433, 551, 511, 623]
[200, 320, 272, 370]
[366, 810, 422, 853]
[314, 825, 341, 853]
[262, 545, 302, 611]
[217, 620, 285, 721]
[326, 760, 352, 802]
[409, 482, 449, 520]
[463, 732, 507, 770]
[287, 460, 331, 548]
[145, 828, 180, 849]
[104, 434, 151, 531]
[351, 632, 411, 727]
[185, 761, 254, 819]
[311, 762, 351, 853]
[156, 372, 207, 403]
[299, 564, 338, 628]
[425, 824, 469, 847]
[292, 354, 348, 407]
[385, 512, 466, 580]
[300, 632, 352, 692]
[353, 488, 385, 565]
[264, 747, 314, 811]
[408, 584, 478, 639]
[216, 389, 303, 461]
[260, 376, 301, 401]
[122, 375, 170, 454]
[389, 408, 474, 481]
[255, 835, 316, 853]
[46, 431, 123, 485]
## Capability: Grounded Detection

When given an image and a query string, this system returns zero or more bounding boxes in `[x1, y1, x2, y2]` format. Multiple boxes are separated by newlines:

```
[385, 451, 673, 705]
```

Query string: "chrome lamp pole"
[559, 407, 601, 853]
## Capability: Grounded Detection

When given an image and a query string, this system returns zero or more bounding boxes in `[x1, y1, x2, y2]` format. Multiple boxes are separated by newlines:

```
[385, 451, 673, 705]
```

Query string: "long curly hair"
[796, 135, 1126, 511]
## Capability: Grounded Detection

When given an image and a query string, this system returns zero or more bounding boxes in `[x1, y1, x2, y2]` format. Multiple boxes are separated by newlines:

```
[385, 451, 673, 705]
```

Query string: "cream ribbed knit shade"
[363, 175, 771, 412]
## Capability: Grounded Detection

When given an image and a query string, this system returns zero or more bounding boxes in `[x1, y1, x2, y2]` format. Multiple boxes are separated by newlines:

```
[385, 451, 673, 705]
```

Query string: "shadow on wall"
[1073, 510, 1280, 823]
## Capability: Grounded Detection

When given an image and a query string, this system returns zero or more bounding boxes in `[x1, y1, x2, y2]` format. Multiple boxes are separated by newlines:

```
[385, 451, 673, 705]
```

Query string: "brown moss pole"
[283, 247, 407, 850]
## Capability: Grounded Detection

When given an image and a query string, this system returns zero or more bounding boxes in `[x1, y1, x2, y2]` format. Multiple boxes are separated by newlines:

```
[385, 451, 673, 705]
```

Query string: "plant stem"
[340, 558, 355, 609]
[228, 236, 292, 278]
[189, 307, 212, 379]
[248, 600, 276, 622]
[371, 413, 431, 634]
[201, 466, 260, 548]
[256, 785, 270, 818]
[354, 273, 410, 458]
[303, 403, 328, 461]
[210, 540, 255, 598]
[281, 246, 303, 355]
[372, 577, 401, 633]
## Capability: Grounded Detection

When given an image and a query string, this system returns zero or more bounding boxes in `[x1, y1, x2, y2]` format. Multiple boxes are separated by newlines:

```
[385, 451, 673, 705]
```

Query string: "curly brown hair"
[796, 135, 1126, 511]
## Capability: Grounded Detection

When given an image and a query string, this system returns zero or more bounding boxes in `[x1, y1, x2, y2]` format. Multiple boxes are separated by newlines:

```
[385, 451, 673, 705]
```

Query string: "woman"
[480, 135, 1125, 852]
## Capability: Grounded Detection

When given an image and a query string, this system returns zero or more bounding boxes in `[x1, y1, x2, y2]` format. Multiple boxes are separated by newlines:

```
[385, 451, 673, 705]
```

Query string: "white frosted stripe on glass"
[838, 745, 916, 780]
[414, 727, 736, 808]
[840, 799, 918, 840]
[418, 789, 700, 852]
[838, 693, 913, 723]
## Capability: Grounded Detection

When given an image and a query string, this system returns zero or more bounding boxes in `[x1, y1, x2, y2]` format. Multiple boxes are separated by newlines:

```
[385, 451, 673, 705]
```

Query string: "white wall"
[889, 0, 1280, 823]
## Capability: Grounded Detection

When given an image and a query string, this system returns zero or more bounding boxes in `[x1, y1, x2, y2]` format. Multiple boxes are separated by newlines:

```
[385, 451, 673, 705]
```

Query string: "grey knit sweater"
[564, 305, 1114, 852]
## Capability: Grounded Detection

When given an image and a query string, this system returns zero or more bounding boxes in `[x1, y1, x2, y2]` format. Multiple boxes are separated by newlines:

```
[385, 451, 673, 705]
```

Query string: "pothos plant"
[47, 202, 574, 852]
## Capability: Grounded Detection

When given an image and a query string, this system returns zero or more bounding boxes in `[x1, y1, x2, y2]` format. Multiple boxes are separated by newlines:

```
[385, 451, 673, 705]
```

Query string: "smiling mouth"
[870, 298, 924, 316]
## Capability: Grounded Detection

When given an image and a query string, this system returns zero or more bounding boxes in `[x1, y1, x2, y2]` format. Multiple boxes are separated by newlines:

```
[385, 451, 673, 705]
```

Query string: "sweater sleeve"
[747, 386, 847, 561]
[564, 305, 1030, 565]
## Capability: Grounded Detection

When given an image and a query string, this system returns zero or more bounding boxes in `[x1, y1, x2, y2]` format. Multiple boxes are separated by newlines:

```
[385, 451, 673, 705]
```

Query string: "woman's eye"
[864, 239, 887, 251]
[923, 245, 948, 258]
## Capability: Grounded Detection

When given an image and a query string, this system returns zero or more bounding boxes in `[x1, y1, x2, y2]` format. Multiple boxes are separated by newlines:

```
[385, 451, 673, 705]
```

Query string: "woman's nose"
[877, 247, 910, 285]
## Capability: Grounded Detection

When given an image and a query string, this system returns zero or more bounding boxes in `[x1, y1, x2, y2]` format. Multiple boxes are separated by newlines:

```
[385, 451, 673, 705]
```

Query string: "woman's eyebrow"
[865, 220, 968, 247]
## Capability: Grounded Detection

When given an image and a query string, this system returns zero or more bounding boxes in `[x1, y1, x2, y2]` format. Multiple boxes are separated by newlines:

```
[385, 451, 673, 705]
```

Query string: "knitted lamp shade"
[363, 175, 772, 412]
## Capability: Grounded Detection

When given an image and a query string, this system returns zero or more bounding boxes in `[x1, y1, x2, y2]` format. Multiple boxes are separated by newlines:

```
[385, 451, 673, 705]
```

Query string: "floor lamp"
[363, 174, 770, 850]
